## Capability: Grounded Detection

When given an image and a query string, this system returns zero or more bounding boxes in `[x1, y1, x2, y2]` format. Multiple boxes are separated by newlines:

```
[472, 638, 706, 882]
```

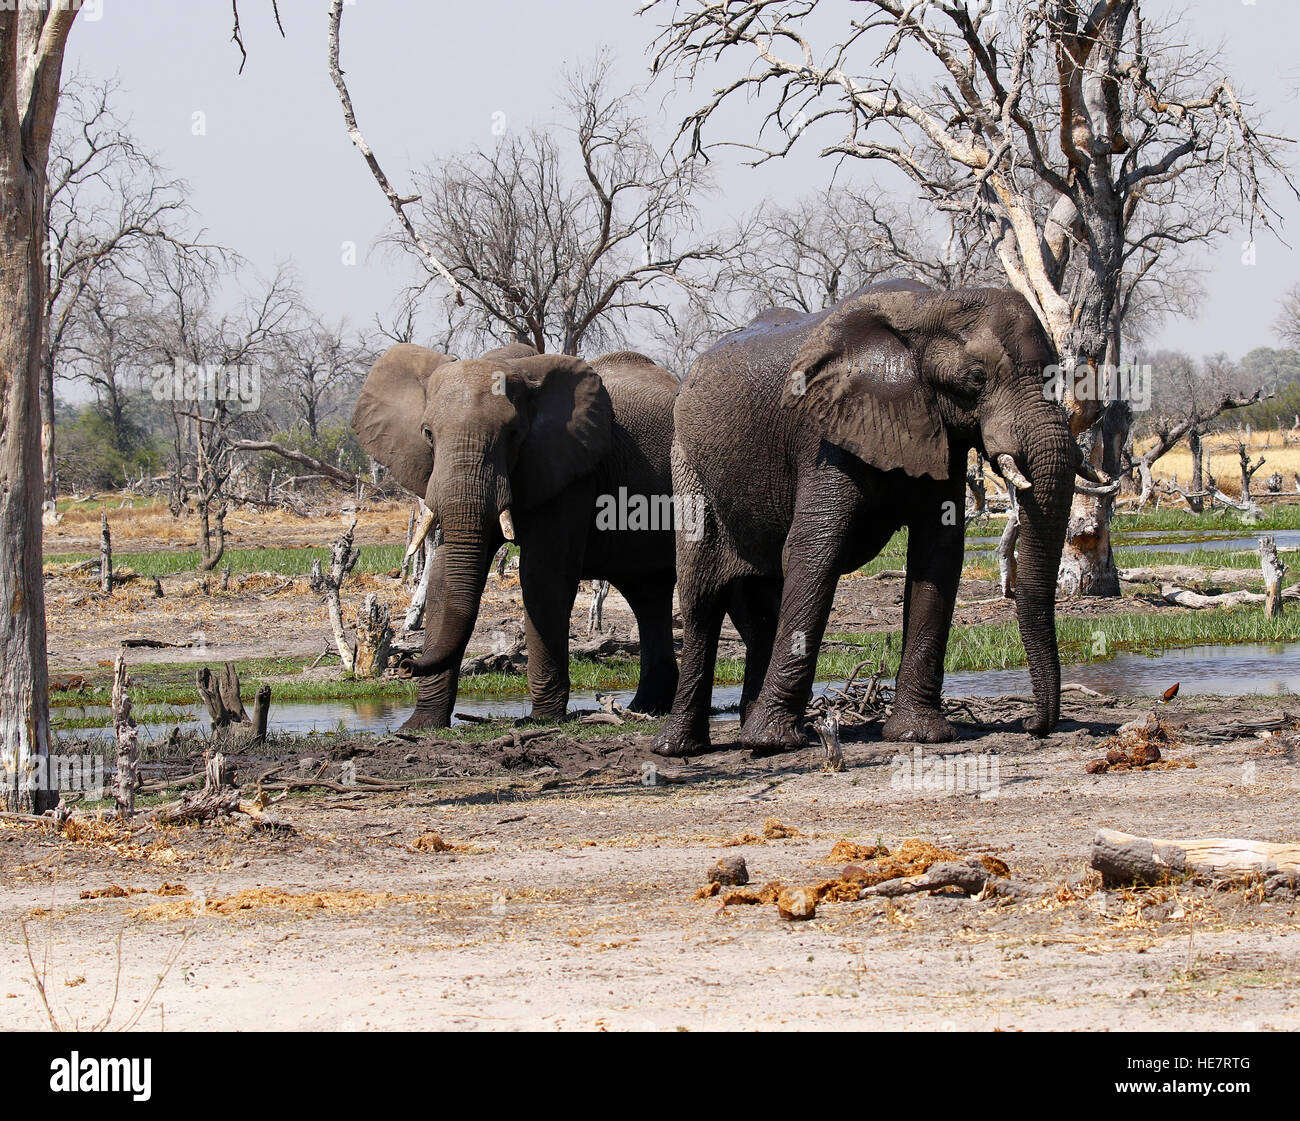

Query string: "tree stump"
[250, 684, 272, 744]
[111, 652, 138, 820]
[587, 580, 610, 635]
[352, 593, 392, 678]
[310, 518, 361, 671]
[196, 662, 250, 729]
[1260, 534, 1286, 618]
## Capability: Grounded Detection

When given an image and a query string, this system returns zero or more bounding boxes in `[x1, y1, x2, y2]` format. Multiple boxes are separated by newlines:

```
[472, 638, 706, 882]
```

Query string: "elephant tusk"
[404, 507, 437, 561]
[499, 508, 516, 542]
[997, 453, 1033, 492]
[1075, 460, 1112, 486]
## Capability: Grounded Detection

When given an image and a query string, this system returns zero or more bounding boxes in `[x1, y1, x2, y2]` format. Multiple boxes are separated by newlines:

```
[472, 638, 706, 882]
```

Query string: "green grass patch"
[1112, 505, 1300, 532]
[830, 605, 1300, 676]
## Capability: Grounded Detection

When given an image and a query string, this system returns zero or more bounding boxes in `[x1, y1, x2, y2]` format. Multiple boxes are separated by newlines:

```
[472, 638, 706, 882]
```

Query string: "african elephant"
[658, 279, 1090, 758]
[351, 343, 679, 729]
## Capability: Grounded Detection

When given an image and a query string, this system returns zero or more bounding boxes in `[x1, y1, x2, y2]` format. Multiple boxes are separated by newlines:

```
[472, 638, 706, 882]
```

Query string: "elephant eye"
[422, 425, 434, 448]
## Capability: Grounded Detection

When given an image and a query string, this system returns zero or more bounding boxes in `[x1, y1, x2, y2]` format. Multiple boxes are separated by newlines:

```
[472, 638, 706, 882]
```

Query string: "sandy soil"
[2, 696, 1297, 1032]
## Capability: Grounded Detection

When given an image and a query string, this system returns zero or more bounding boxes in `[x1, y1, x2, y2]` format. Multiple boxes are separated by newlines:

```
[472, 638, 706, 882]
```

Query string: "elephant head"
[352, 342, 612, 676]
[782, 283, 1080, 735]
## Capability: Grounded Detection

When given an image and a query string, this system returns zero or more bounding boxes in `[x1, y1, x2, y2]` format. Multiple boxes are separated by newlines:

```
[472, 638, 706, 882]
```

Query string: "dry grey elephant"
[658, 280, 1090, 758]
[351, 343, 679, 729]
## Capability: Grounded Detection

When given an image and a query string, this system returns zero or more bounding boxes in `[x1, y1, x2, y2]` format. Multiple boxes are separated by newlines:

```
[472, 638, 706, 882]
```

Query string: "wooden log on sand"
[1091, 827, 1300, 886]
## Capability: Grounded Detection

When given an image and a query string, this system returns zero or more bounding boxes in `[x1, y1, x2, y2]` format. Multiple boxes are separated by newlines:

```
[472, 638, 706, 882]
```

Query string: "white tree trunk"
[0, 6, 78, 812]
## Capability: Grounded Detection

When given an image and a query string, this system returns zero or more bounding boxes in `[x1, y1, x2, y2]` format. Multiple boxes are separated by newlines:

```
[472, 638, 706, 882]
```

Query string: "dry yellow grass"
[50, 498, 411, 549]
[1135, 432, 1300, 496]
[132, 888, 429, 922]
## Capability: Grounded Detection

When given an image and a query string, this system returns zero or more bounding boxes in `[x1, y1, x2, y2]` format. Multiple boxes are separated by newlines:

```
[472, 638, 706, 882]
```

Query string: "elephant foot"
[400, 707, 451, 732]
[1022, 712, 1056, 738]
[740, 706, 809, 758]
[654, 714, 712, 757]
[627, 692, 672, 717]
[882, 707, 956, 744]
[628, 665, 678, 717]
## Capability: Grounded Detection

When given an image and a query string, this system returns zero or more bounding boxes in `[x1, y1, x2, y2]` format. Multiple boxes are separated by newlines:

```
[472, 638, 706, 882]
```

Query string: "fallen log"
[1091, 827, 1300, 886]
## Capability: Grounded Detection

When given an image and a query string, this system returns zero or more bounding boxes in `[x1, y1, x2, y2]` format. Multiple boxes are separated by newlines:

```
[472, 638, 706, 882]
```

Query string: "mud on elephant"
[351, 343, 680, 729]
[659, 280, 1091, 759]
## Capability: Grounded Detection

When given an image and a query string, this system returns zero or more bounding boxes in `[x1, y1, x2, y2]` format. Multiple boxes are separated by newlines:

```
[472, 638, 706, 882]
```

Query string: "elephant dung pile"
[694, 837, 1012, 920]
[1084, 710, 1197, 774]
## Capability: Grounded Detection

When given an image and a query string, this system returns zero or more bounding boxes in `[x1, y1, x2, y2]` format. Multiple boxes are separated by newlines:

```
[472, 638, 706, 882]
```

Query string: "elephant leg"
[882, 483, 965, 744]
[400, 546, 461, 730]
[657, 448, 727, 757]
[740, 497, 852, 756]
[517, 509, 587, 725]
[728, 576, 781, 726]
[617, 574, 678, 716]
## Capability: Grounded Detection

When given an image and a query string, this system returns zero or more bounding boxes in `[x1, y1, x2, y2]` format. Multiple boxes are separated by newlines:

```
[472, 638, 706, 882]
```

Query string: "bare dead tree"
[724, 188, 1001, 322]
[396, 55, 731, 356]
[42, 75, 216, 510]
[143, 256, 299, 570]
[646, 0, 1299, 595]
[1132, 389, 1265, 509]
[1278, 283, 1300, 350]
[267, 313, 373, 440]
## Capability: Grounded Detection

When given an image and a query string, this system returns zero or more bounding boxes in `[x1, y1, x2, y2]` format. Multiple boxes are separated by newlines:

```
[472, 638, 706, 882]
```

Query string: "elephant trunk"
[405, 448, 511, 677]
[987, 400, 1075, 737]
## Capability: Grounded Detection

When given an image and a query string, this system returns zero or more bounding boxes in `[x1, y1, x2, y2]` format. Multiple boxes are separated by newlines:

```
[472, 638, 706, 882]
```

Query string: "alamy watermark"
[1, 752, 104, 800]
[595, 487, 706, 542]
[1042, 359, 1152, 411]
[890, 745, 1000, 799]
[146, 358, 261, 411]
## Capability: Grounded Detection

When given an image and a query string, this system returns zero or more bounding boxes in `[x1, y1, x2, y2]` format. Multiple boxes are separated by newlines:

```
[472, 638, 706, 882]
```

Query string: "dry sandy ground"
[2, 697, 1297, 1032]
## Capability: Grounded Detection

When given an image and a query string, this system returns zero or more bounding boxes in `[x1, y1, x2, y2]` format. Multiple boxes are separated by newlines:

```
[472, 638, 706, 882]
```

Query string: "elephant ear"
[351, 344, 456, 496]
[782, 292, 949, 480]
[509, 354, 613, 509]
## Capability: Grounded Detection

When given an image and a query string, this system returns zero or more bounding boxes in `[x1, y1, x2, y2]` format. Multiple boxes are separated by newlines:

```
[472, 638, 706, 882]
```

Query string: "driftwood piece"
[196, 663, 250, 729]
[1261, 534, 1286, 618]
[111, 652, 138, 820]
[815, 711, 844, 773]
[1091, 827, 1300, 886]
[99, 511, 112, 594]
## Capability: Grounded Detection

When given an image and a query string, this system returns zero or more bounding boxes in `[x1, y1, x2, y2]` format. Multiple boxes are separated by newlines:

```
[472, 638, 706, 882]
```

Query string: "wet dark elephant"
[658, 280, 1089, 758]
[351, 343, 679, 729]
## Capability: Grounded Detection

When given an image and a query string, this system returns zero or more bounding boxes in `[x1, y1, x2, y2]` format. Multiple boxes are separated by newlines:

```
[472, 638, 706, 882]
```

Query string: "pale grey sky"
[63, 0, 1300, 359]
